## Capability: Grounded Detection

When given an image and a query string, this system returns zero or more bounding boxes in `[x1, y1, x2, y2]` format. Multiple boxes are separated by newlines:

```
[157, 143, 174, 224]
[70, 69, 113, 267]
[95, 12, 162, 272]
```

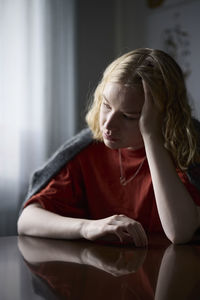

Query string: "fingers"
[142, 79, 147, 95]
[127, 223, 148, 247]
[106, 215, 148, 247]
[84, 215, 148, 247]
[140, 80, 164, 140]
[142, 80, 153, 101]
[141, 80, 154, 115]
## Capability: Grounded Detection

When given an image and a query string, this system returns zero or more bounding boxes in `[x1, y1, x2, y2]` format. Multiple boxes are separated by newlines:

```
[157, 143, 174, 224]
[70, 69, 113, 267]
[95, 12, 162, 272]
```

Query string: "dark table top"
[0, 234, 200, 300]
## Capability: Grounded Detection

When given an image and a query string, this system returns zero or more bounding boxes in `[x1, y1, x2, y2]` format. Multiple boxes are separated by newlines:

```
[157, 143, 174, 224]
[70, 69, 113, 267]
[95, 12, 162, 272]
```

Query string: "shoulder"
[54, 127, 93, 158]
[25, 128, 94, 199]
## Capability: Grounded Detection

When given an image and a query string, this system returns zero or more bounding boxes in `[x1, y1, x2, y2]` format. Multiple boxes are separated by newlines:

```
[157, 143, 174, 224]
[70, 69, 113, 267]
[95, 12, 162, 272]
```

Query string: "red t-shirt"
[24, 142, 200, 233]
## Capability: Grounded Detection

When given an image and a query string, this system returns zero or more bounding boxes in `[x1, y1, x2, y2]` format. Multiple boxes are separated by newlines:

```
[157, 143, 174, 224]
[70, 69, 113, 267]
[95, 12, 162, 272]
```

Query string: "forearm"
[17, 203, 87, 240]
[18, 205, 148, 246]
[143, 135, 199, 244]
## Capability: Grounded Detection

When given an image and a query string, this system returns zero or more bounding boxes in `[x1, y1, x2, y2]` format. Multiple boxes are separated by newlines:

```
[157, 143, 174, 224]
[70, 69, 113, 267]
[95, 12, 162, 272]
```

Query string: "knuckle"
[111, 214, 118, 220]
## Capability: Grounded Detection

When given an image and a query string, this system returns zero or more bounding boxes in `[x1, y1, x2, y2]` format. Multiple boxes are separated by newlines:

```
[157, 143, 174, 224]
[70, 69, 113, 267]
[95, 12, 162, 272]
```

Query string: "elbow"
[17, 214, 25, 236]
[167, 227, 197, 245]
[17, 209, 31, 236]
[166, 212, 199, 245]
[17, 203, 40, 236]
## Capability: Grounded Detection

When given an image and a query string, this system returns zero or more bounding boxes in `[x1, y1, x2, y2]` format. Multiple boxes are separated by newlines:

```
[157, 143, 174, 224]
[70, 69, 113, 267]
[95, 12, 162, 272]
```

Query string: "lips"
[103, 132, 118, 142]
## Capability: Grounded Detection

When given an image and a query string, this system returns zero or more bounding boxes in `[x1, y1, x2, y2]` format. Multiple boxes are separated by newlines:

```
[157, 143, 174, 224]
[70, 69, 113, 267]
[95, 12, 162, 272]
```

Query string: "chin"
[127, 141, 144, 150]
[127, 145, 144, 150]
[103, 139, 120, 149]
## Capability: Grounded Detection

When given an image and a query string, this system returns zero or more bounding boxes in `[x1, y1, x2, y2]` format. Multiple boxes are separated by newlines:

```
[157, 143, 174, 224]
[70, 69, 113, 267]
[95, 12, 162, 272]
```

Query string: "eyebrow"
[102, 94, 141, 115]
[102, 94, 111, 102]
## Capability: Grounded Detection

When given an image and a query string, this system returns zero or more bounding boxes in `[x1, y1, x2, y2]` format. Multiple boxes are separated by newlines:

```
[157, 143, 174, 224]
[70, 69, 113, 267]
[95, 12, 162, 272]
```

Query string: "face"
[99, 82, 144, 150]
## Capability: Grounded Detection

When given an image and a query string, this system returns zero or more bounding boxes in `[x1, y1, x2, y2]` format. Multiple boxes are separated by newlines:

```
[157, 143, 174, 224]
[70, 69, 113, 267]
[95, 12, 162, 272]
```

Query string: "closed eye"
[103, 102, 111, 110]
[123, 114, 138, 120]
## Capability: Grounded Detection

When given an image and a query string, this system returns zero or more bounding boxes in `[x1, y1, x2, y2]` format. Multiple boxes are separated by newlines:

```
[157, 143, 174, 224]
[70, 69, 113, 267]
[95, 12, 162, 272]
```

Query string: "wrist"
[80, 219, 92, 240]
[142, 131, 164, 145]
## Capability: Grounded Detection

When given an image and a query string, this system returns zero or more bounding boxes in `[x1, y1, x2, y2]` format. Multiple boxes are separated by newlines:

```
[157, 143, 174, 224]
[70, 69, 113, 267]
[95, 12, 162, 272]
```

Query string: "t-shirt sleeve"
[178, 170, 200, 207]
[23, 160, 89, 219]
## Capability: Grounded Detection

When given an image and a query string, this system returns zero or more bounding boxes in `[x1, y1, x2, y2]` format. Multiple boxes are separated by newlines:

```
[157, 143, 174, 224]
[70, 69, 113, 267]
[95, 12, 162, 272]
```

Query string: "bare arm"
[17, 203, 85, 239]
[143, 135, 199, 243]
[17, 203, 148, 247]
[140, 81, 199, 244]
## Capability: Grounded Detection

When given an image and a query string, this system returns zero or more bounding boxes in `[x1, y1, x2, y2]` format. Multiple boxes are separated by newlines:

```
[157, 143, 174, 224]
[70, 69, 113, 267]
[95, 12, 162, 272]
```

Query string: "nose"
[104, 112, 118, 131]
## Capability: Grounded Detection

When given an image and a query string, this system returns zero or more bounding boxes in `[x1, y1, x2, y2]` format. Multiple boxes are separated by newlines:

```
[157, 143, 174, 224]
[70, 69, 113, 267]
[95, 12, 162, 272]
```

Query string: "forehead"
[103, 82, 144, 113]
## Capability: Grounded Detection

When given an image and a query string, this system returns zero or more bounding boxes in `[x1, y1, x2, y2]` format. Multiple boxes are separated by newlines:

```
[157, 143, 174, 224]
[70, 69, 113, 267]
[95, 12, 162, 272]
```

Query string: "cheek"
[126, 121, 141, 137]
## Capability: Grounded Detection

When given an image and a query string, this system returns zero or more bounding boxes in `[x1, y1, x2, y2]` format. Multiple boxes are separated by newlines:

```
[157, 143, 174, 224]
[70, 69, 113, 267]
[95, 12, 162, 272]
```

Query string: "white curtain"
[0, 0, 77, 235]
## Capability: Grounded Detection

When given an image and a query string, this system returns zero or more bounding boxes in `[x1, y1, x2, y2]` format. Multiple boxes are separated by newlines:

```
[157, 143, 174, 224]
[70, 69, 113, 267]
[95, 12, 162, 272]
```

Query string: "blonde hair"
[86, 48, 200, 170]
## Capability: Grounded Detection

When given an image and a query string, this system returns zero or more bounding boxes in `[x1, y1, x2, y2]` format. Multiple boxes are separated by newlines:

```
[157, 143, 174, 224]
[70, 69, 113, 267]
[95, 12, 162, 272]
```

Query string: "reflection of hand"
[155, 244, 200, 300]
[81, 245, 147, 277]
[81, 214, 148, 247]
[18, 236, 147, 277]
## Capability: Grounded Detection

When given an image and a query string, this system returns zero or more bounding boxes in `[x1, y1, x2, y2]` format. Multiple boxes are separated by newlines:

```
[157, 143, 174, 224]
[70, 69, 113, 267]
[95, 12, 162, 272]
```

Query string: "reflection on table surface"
[0, 234, 200, 299]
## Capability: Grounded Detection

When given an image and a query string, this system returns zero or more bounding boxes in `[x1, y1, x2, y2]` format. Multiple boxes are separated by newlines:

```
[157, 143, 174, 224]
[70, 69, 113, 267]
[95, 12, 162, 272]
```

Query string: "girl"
[18, 48, 200, 247]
